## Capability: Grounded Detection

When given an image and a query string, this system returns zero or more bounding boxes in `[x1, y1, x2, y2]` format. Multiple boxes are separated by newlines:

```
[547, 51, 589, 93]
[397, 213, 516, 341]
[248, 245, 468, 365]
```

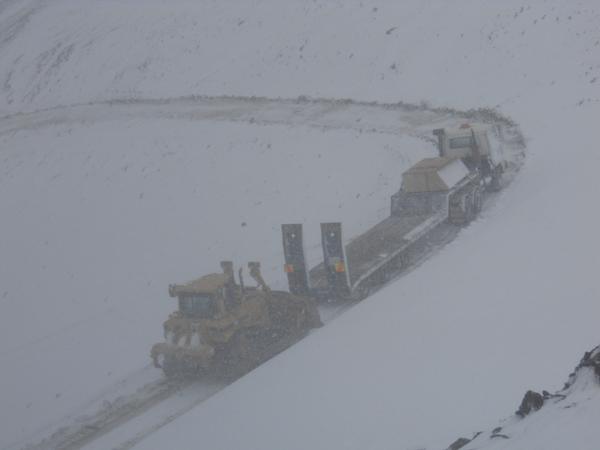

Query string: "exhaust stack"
[220, 261, 235, 285]
[248, 262, 271, 293]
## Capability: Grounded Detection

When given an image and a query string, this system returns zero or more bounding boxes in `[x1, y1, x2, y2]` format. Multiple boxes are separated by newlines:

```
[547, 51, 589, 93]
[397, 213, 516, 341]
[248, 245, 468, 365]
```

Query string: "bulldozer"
[151, 261, 322, 378]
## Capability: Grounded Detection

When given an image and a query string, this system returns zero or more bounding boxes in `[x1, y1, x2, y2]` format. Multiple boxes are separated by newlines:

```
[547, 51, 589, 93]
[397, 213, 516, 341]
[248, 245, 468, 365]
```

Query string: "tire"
[399, 250, 410, 269]
[488, 166, 503, 191]
[473, 187, 483, 215]
[463, 192, 474, 224]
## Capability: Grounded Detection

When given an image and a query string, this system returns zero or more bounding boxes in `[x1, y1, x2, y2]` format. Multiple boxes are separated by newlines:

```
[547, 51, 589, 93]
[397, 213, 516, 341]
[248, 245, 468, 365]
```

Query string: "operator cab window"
[179, 294, 217, 318]
[449, 136, 474, 149]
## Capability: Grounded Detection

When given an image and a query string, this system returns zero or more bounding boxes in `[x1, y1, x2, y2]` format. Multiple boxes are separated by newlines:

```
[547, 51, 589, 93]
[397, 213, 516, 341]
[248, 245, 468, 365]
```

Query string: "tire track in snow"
[0, 0, 43, 49]
[0, 94, 521, 145]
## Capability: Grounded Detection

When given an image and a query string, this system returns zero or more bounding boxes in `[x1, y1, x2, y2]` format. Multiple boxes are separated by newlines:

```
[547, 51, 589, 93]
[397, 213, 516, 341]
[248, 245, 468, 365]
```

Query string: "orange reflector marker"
[284, 264, 295, 273]
[334, 261, 346, 273]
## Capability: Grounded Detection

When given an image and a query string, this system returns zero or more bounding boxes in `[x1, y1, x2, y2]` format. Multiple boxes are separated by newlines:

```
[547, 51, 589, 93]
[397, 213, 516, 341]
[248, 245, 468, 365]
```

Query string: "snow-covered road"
[0, 94, 515, 139]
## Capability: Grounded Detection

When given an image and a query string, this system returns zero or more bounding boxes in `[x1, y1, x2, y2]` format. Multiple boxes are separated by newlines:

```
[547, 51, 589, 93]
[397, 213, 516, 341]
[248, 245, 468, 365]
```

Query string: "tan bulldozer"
[151, 261, 322, 378]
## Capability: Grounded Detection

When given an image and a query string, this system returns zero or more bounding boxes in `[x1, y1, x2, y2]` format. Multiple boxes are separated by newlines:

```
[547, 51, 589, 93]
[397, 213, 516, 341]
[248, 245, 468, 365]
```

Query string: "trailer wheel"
[488, 166, 503, 191]
[400, 250, 410, 268]
[473, 187, 483, 215]
[355, 283, 372, 301]
[463, 192, 474, 224]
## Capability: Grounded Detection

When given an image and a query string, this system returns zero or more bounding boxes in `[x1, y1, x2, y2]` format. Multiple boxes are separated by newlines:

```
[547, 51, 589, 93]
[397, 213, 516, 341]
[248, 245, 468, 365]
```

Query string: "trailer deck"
[309, 210, 448, 293]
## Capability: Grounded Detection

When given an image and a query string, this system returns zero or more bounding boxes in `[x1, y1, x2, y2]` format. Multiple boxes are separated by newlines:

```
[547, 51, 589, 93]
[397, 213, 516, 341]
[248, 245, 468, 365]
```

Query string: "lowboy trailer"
[282, 124, 507, 301]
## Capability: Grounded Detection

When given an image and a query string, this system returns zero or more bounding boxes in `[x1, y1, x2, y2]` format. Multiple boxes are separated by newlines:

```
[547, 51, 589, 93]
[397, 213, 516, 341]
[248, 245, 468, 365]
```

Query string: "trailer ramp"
[310, 210, 447, 296]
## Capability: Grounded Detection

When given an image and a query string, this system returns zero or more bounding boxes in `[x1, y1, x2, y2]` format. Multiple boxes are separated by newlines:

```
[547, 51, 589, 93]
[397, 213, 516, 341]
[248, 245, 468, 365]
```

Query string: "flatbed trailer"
[309, 205, 448, 299]
[350, 211, 449, 291]
[283, 123, 524, 302]
[300, 160, 479, 300]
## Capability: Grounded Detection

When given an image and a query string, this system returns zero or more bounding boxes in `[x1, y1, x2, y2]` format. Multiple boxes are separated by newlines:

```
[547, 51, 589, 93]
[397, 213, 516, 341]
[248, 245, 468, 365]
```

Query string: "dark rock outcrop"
[562, 345, 600, 389]
[577, 346, 600, 379]
[515, 390, 544, 417]
[443, 344, 600, 450]
[446, 437, 471, 450]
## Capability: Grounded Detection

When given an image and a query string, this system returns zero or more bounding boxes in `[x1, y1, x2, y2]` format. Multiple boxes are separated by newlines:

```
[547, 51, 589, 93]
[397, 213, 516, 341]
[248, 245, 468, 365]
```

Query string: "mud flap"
[281, 224, 310, 296]
[320, 222, 351, 299]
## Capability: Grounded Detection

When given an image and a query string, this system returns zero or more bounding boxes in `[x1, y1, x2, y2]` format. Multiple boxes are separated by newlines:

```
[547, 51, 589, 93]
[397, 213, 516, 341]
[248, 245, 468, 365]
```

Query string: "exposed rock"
[578, 346, 600, 379]
[563, 345, 600, 389]
[444, 345, 600, 449]
[516, 390, 544, 417]
[490, 425, 509, 439]
[542, 390, 566, 401]
[490, 433, 509, 439]
[446, 437, 471, 450]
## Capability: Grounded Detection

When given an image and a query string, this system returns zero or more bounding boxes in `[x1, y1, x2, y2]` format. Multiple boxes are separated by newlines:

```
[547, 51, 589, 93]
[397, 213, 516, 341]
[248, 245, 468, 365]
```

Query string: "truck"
[433, 123, 507, 190]
[284, 124, 506, 301]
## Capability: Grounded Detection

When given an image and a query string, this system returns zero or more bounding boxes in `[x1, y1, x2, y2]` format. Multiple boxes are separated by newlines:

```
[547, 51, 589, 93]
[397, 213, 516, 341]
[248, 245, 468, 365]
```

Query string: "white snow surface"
[1, 0, 599, 450]
[459, 348, 600, 450]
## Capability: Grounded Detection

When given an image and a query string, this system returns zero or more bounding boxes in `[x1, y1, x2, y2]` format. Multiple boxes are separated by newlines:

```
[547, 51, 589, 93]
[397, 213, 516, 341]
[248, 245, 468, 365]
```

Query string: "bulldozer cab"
[152, 261, 322, 377]
[168, 273, 234, 319]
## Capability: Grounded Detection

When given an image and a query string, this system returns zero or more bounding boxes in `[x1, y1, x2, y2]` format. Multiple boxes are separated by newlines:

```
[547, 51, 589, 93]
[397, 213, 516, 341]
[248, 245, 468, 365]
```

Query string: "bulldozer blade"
[281, 224, 310, 296]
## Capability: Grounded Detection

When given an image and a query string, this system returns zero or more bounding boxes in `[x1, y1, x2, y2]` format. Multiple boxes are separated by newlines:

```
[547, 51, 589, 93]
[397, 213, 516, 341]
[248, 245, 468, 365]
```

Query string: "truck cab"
[433, 124, 505, 190]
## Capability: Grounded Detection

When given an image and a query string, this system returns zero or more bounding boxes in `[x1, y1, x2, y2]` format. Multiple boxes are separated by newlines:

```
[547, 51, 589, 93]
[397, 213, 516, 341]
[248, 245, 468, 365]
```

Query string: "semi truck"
[283, 124, 507, 300]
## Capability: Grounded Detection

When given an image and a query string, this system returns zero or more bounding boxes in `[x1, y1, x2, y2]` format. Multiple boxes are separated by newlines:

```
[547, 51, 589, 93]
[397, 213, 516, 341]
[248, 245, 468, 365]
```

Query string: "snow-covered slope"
[2, 0, 597, 115]
[1, 0, 599, 449]
[449, 346, 600, 450]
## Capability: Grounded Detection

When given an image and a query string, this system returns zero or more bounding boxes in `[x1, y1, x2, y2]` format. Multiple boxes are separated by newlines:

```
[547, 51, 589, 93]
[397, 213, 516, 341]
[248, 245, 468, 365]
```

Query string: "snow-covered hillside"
[447, 346, 600, 450]
[3, 0, 597, 115]
[1, 1, 599, 450]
